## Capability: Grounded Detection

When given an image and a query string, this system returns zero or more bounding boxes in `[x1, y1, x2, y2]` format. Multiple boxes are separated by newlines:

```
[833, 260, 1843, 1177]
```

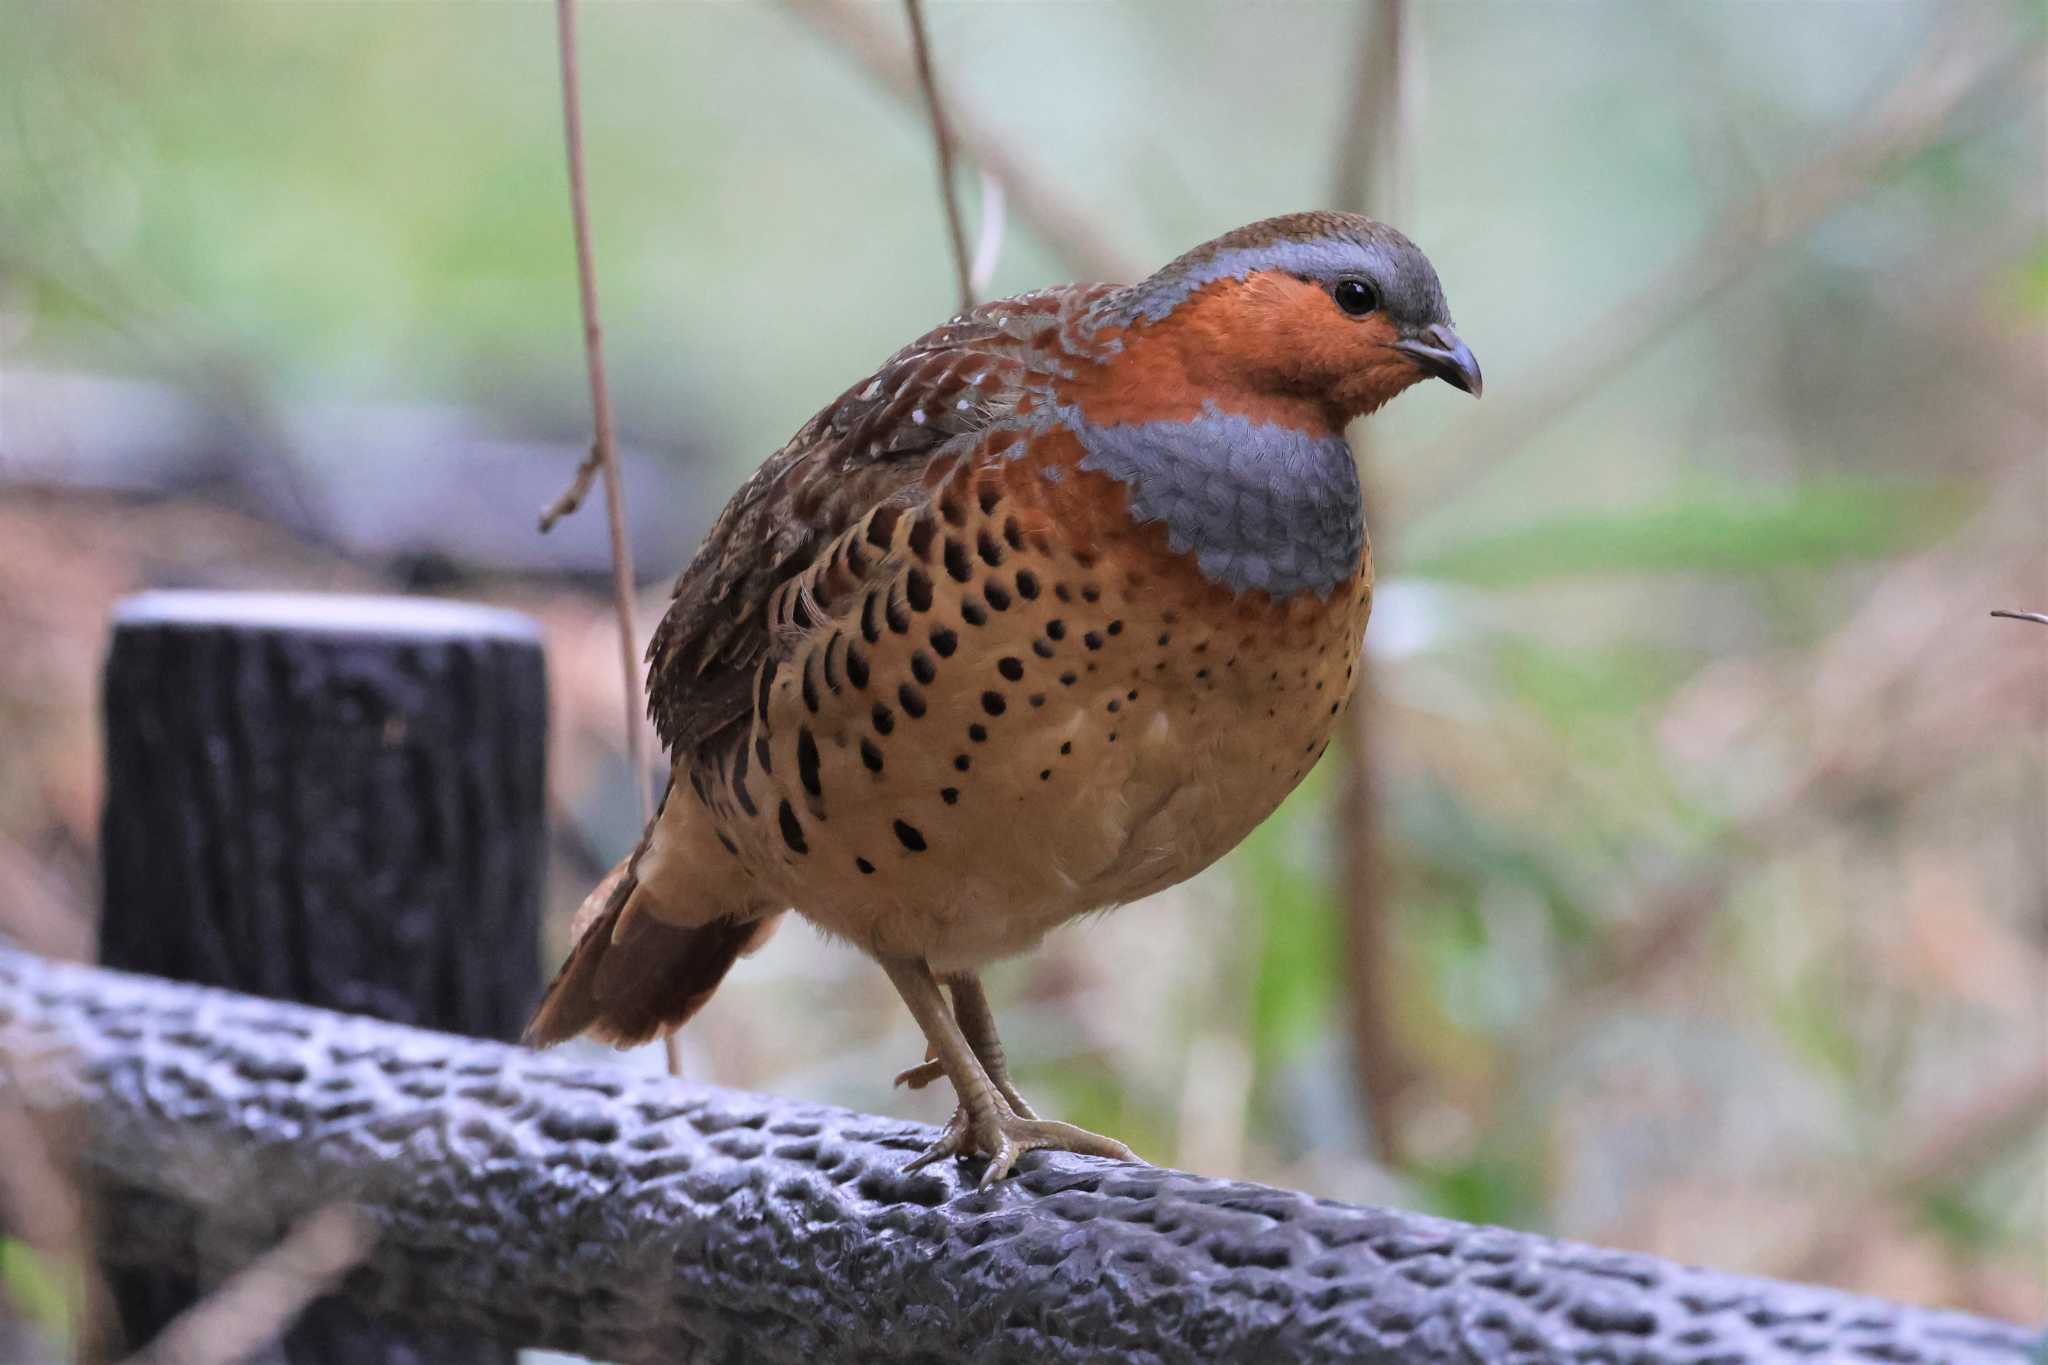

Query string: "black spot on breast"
[802, 658, 822, 713]
[1029, 693, 1045, 707]
[962, 599, 988, 626]
[755, 735, 773, 774]
[941, 786, 959, 804]
[1015, 569, 1040, 600]
[930, 625, 958, 657]
[843, 537, 869, 578]
[856, 856, 876, 875]
[977, 529, 1005, 566]
[906, 566, 934, 612]
[1059, 741, 1072, 755]
[1107, 699, 1121, 714]
[1046, 620, 1067, 641]
[1107, 620, 1123, 636]
[867, 504, 902, 549]
[778, 801, 807, 854]
[1003, 517, 1025, 550]
[997, 657, 1024, 682]
[797, 728, 823, 798]
[717, 830, 740, 856]
[968, 723, 988, 743]
[984, 581, 1012, 611]
[953, 754, 971, 771]
[1032, 639, 1055, 659]
[860, 592, 883, 644]
[1157, 632, 1172, 646]
[887, 583, 914, 633]
[893, 820, 928, 852]
[899, 683, 928, 718]
[940, 496, 966, 527]
[908, 517, 937, 559]
[977, 484, 1000, 515]
[823, 634, 844, 692]
[943, 539, 972, 582]
[846, 643, 871, 689]
[1039, 769, 1051, 781]
[860, 738, 884, 773]
[1081, 586, 1101, 603]
[911, 650, 937, 684]
[872, 703, 895, 735]
[1059, 672, 1078, 686]
[981, 692, 1006, 716]
[1083, 631, 1104, 651]
[1054, 584, 1073, 603]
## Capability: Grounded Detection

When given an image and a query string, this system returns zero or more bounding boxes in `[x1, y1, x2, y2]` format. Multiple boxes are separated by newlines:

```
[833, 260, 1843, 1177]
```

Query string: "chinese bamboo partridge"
[528, 211, 1481, 1184]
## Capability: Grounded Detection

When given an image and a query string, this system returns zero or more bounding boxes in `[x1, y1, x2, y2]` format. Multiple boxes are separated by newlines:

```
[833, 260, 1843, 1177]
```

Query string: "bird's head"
[1097, 211, 1481, 427]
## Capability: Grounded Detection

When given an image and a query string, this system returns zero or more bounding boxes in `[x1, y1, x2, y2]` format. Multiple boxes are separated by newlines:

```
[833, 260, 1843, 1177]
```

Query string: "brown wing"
[646, 284, 1120, 759]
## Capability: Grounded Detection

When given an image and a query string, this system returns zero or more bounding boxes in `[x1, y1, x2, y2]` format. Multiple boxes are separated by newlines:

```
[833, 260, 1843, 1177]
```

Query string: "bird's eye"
[1333, 278, 1379, 316]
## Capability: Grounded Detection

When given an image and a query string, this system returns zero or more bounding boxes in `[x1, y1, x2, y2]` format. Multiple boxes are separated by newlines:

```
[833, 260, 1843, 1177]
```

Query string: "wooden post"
[96, 591, 547, 1364]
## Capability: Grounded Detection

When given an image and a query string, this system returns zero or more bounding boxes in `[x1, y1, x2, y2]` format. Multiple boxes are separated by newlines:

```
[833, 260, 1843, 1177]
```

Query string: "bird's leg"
[879, 955, 1137, 1186]
[892, 973, 1035, 1119]
[945, 973, 1037, 1119]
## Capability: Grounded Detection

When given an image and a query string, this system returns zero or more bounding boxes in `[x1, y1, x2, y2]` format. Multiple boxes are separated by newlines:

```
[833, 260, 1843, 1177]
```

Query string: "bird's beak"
[1394, 324, 1483, 397]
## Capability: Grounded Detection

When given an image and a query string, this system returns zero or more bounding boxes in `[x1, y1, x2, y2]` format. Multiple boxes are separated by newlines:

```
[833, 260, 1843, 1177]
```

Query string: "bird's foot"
[904, 1098, 1139, 1188]
[895, 1057, 1037, 1119]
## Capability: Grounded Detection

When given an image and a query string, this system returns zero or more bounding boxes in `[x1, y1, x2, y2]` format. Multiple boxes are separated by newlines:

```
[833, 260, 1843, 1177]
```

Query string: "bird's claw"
[893, 1058, 945, 1091]
[903, 1105, 971, 1173]
[906, 1098, 1140, 1187]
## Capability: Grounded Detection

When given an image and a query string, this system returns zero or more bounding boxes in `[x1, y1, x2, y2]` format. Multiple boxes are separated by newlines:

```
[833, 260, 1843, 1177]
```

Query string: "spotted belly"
[689, 502, 1370, 970]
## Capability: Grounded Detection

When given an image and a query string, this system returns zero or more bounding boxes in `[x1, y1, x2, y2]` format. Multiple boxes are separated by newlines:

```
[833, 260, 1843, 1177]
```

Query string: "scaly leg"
[893, 973, 1035, 1118]
[879, 955, 1137, 1186]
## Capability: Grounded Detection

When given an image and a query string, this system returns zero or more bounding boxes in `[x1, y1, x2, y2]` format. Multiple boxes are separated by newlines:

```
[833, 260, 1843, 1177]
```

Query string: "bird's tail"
[524, 846, 775, 1050]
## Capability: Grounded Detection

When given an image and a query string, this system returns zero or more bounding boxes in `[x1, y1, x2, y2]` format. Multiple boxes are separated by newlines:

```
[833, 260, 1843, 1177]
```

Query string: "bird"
[526, 211, 1481, 1185]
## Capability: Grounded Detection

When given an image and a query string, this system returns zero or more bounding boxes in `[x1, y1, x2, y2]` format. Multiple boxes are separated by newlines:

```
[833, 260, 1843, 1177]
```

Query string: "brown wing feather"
[646, 285, 1119, 759]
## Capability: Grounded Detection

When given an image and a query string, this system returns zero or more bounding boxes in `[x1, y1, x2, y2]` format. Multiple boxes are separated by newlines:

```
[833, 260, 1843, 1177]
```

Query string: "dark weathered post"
[97, 590, 548, 1364]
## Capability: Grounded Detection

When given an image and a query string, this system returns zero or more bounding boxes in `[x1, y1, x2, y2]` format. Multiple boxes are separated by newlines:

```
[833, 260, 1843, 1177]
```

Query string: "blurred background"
[1, 0, 2042, 1346]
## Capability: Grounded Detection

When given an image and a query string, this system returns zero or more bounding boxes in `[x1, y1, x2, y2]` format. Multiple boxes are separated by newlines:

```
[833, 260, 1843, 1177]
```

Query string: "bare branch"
[536, 441, 602, 533]
[789, 0, 1143, 285]
[1990, 609, 2048, 626]
[552, 0, 652, 833]
[552, 0, 672, 1073]
[969, 171, 1007, 296]
[1331, 0, 1415, 222]
[903, 0, 974, 314]
[122, 1205, 374, 1365]
[1396, 10, 2037, 519]
[1331, 0, 1421, 1168]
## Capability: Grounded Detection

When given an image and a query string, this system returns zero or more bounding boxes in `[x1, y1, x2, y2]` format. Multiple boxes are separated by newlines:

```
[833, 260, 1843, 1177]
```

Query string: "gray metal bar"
[3, 946, 2037, 1365]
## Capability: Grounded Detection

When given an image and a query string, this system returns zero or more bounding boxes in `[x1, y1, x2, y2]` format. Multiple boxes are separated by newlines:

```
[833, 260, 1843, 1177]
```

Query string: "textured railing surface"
[2, 944, 2039, 1365]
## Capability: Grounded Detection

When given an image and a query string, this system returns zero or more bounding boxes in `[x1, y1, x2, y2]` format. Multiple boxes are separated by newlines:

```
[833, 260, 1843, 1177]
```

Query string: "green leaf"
[1404, 480, 1968, 586]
